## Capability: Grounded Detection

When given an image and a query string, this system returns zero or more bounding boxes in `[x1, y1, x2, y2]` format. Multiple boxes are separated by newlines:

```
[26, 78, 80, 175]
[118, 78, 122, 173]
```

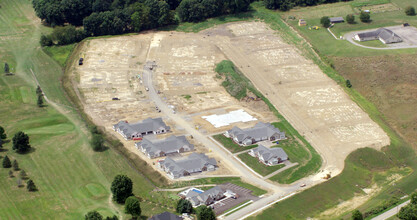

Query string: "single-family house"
[329, 17, 344, 23]
[179, 186, 236, 207]
[113, 117, 170, 140]
[148, 212, 183, 220]
[354, 28, 402, 44]
[158, 153, 217, 179]
[136, 135, 194, 159]
[249, 145, 288, 166]
[224, 122, 285, 146]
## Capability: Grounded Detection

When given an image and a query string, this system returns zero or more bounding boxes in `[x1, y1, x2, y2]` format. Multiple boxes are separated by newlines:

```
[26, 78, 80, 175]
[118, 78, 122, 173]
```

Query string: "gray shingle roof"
[252, 145, 288, 162]
[148, 212, 183, 220]
[160, 153, 217, 178]
[185, 186, 224, 206]
[113, 117, 170, 137]
[356, 28, 402, 44]
[330, 17, 344, 23]
[228, 122, 285, 142]
[137, 135, 194, 158]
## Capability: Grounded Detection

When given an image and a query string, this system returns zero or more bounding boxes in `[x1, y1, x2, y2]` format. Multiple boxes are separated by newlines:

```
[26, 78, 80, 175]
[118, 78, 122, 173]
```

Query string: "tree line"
[34, 0, 252, 46]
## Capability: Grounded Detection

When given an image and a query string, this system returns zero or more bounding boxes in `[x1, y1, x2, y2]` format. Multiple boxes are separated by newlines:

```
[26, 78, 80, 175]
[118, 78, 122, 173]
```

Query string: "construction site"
[69, 21, 390, 182]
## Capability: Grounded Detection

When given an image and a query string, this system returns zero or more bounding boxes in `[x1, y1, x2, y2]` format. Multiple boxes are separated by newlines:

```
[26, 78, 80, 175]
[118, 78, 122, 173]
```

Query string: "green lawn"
[42, 44, 76, 68]
[212, 134, 258, 153]
[0, 0, 173, 219]
[238, 153, 285, 176]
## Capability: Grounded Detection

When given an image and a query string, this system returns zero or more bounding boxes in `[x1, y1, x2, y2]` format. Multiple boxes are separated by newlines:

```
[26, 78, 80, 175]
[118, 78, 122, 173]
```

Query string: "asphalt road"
[371, 200, 410, 220]
[142, 60, 325, 220]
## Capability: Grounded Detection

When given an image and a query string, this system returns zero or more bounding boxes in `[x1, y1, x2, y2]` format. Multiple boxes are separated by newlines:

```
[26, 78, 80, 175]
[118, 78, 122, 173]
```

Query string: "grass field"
[42, 44, 76, 68]
[212, 134, 258, 153]
[0, 0, 173, 219]
[237, 153, 285, 176]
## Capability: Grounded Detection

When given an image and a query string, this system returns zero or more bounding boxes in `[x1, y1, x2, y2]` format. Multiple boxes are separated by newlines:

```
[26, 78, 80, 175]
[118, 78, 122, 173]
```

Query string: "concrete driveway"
[344, 25, 417, 50]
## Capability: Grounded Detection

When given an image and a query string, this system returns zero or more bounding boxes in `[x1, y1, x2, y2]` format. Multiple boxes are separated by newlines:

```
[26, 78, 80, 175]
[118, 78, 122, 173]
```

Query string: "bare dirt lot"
[205, 22, 390, 175]
[70, 21, 390, 180]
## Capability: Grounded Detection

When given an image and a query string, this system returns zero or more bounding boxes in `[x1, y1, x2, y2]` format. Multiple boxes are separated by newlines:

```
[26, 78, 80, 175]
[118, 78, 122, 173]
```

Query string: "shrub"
[346, 14, 355, 24]
[405, 6, 416, 16]
[360, 11, 370, 23]
[320, 16, 330, 28]
[346, 80, 352, 88]
[40, 35, 53, 47]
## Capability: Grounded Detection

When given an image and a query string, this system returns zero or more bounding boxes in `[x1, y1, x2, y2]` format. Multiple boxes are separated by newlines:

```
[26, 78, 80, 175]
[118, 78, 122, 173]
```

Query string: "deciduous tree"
[111, 175, 133, 203]
[12, 131, 31, 153]
[176, 199, 193, 214]
[352, 210, 363, 220]
[124, 196, 141, 219]
[405, 6, 416, 16]
[320, 16, 330, 28]
[85, 211, 103, 220]
[360, 11, 370, 23]
[196, 205, 216, 220]
[346, 14, 355, 24]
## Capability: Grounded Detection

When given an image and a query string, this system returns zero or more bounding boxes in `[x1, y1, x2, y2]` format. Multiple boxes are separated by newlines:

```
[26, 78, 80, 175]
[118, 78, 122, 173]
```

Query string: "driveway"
[344, 25, 417, 50]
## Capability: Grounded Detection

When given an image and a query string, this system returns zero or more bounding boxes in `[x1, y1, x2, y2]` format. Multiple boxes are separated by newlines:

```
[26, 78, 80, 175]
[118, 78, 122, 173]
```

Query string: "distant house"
[158, 153, 217, 179]
[329, 17, 344, 23]
[113, 117, 170, 140]
[298, 19, 307, 26]
[249, 145, 288, 166]
[148, 212, 183, 220]
[354, 28, 402, 44]
[224, 122, 285, 146]
[179, 186, 236, 207]
[136, 135, 194, 159]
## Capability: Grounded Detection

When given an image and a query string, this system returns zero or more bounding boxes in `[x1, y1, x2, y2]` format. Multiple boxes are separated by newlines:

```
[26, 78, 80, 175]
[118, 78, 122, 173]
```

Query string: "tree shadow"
[16, 147, 36, 155]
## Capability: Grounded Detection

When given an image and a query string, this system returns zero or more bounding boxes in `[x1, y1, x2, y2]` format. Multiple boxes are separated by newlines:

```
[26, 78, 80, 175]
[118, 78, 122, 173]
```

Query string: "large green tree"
[359, 11, 370, 23]
[111, 175, 133, 203]
[124, 196, 141, 219]
[196, 205, 216, 220]
[91, 134, 105, 151]
[320, 16, 330, 28]
[12, 131, 31, 153]
[0, 126, 6, 140]
[352, 210, 363, 220]
[398, 204, 417, 220]
[405, 6, 416, 16]
[85, 211, 103, 220]
[176, 199, 193, 214]
[3, 155, 11, 168]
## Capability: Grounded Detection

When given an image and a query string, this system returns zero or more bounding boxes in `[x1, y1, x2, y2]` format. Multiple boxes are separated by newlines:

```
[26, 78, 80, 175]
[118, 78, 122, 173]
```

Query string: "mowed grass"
[212, 134, 258, 153]
[282, 0, 417, 57]
[43, 44, 76, 68]
[237, 153, 285, 176]
[0, 0, 173, 219]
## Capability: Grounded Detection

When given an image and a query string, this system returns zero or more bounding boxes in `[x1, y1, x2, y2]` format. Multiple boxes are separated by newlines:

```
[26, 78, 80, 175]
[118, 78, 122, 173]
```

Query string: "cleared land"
[207, 21, 389, 176]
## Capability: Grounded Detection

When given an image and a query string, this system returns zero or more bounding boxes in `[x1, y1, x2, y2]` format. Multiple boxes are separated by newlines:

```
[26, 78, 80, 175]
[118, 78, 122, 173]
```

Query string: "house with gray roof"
[224, 122, 285, 146]
[113, 117, 170, 140]
[136, 135, 194, 159]
[158, 153, 217, 179]
[184, 186, 225, 207]
[249, 145, 288, 166]
[354, 28, 402, 44]
[330, 17, 344, 23]
[148, 212, 183, 220]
